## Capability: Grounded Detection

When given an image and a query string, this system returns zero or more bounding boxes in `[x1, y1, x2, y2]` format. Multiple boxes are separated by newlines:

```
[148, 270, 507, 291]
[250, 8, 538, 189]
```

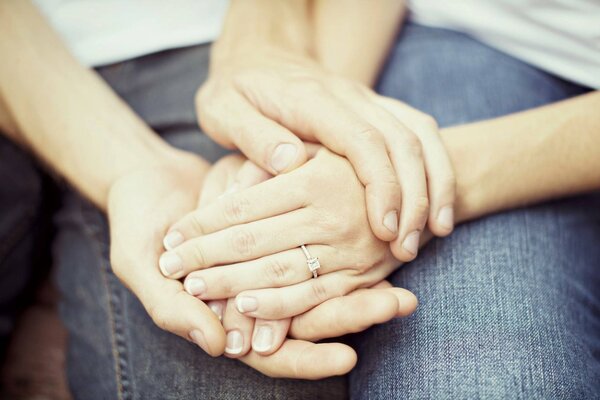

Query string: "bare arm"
[312, 0, 406, 86]
[0, 0, 199, 210]
[448, 91, 600, 223]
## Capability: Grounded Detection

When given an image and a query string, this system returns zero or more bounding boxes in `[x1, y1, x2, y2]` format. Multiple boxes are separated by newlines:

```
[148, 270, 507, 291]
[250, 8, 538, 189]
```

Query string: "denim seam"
[76, 200, 131, 400]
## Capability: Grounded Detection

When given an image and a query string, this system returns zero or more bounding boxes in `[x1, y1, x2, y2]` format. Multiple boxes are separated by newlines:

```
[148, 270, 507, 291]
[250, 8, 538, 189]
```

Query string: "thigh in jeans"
[348, 24, 600, 400]
[54, 45, 347, 400]
[0, 135, 51, 359]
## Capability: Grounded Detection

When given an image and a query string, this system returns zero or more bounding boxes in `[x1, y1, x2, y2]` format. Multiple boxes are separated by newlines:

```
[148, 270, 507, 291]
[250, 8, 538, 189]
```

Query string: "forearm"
[447, 91, 600, 223]
[0, 0, 197, 210]
[312, 0, 406, 86]
[212, 0, 313, 63]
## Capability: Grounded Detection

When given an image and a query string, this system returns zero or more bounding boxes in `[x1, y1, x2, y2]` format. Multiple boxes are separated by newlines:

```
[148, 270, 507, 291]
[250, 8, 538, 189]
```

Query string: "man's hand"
[198, 1, 456, 257]
[107, 153, 226, 356]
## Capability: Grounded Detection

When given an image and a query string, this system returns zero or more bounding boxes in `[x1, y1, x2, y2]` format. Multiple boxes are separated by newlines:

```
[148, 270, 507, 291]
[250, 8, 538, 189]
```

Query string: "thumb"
[198, 94, 307, 175]
[126, 269, 227, 357]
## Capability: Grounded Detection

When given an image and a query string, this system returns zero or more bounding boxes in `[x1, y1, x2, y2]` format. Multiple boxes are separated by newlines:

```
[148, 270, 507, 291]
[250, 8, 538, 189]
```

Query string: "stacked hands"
[107, 46, 456, 380]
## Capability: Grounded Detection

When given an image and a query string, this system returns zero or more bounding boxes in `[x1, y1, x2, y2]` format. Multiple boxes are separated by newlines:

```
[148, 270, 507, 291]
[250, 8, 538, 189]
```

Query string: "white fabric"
[33, 0, 229, 67]
[408, 0, 600, 88]
[34, 0, 599, 88]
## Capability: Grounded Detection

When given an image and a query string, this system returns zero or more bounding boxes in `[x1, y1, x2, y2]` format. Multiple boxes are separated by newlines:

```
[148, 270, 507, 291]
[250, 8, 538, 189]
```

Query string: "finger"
[251, 318, 291, 355]
[234, 271, 358, 320]
[196, 155, 245, 209]
[197, 91, 307, 175]
[123, 273, 226, 357]
[387, 130, 429, 262]
[159, 209, 316, 279]
[289, 289, 398, 341]
[247, 78, 402, 242]
[182, 245, 337, 299]
[289, 286, 418, 341]
[233, 160, 272, 190]
[166, 173, 306, 243]
[240, 339, 357, 379]
[206, 300, 226, 321]
[222, 298, 254, 358]
[369, 280, 393, 289]
[375, 97, 456, 237]
[338, 94, 429, 261]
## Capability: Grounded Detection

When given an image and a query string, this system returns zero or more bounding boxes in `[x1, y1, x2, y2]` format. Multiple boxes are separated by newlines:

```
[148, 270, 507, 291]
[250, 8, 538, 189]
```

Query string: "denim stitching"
[76, 199, 131, 400]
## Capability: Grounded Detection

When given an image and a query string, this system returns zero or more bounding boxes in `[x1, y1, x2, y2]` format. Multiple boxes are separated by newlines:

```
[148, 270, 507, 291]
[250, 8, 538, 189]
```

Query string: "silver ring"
[300, 245, 320, 279]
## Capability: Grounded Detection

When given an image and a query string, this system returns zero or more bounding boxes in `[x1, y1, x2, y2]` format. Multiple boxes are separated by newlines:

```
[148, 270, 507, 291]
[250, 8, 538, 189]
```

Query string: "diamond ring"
[300, 245, 320, 279]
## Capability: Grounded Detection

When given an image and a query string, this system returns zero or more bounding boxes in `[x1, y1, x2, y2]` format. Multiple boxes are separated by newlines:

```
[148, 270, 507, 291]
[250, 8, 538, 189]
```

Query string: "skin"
[1, 0, 600, 381]
[200, 0, 457, 259]
[0, 0, 419, 379]
[164, 0, 600, 364]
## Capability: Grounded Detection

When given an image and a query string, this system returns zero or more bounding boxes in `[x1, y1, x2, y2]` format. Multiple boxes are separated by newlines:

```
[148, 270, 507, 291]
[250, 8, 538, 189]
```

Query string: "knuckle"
[191, 243, 208, 268]
[409, 196, 430, 226]
[400, 134, 423, 158]
[148, 302, 170, 330]
[420, 115, 439, 130]
[442, 173, 457, 192]
[223, 195, 251, 224]
[189, 213, 206, 236]
[310, 280, 331, 303]
[351, 125, 383, 147]
[230, 229, 256, 256]
[264, 257, 291, 283]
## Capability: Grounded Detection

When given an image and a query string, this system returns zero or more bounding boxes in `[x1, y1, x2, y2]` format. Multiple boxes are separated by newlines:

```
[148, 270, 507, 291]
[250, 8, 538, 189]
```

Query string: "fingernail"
[189, 329, 210, 353]
[402, 231, 420, 255]
[252, 326, 273, 352]
[270, 143, 297, 173]
[209, 302, 224, 321]
[225, 330, 243, 355]
[437, 206, 454, 231]
[184, 278, 206, 296]
[236, 296, 258, 313]
[158, 252, 183, 276]
[383, 211, 398, 233]
[163, 230, 184, 250]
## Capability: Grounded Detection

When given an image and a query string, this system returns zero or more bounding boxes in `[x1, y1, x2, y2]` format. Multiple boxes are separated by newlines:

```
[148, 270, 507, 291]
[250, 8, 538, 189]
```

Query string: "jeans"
[0, 23, 594, 399]
[0, 136, 53, 361]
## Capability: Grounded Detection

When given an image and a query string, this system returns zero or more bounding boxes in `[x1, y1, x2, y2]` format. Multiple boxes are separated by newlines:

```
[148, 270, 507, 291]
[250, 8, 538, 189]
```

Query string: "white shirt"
[32, 0, 229, 67]
[408, 0, 600, 89]
[34, 0, 600, 88]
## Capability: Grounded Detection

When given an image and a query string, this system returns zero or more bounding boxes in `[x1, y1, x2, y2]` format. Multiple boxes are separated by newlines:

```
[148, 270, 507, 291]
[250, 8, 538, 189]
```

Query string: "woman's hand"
[107, 153, 226, 356]
[182, 154, 418, 377]
[161, 148, 409, 320]
[198, 43, 456, 257]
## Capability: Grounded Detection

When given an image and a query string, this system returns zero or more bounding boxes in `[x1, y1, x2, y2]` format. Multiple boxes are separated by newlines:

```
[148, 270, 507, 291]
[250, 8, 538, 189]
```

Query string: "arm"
[312, 0, 406, 86]
[199, 0, 456, 258]
[308, 0, 600, 221]
[0, 0, 194, 209]
[447, 91, 600, 223]
[0, 0, 230, 355]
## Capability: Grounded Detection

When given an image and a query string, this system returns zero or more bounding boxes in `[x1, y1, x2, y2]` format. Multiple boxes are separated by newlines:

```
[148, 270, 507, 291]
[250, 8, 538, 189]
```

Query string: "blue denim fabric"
[49, 23, 600, 399]
[348, 24, 600, 399]
[0, 136, 52, 361]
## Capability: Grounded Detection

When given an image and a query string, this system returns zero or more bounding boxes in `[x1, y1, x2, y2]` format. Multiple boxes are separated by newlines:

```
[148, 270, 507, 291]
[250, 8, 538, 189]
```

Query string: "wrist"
[212, 0, 313, 66]
[441, 124, 488, 224]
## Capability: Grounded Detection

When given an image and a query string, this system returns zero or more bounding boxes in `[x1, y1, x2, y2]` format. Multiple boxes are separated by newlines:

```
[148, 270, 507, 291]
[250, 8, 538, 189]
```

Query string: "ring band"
[301, 245, 320, 279]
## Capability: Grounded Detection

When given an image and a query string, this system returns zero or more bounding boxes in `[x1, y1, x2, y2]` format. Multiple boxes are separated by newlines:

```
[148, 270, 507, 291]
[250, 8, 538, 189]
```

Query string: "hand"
[161, 148, 407, 320]
[107, 152, 226, 356]
[184, 155, 418, 378]
[197, 44, 456, 258]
